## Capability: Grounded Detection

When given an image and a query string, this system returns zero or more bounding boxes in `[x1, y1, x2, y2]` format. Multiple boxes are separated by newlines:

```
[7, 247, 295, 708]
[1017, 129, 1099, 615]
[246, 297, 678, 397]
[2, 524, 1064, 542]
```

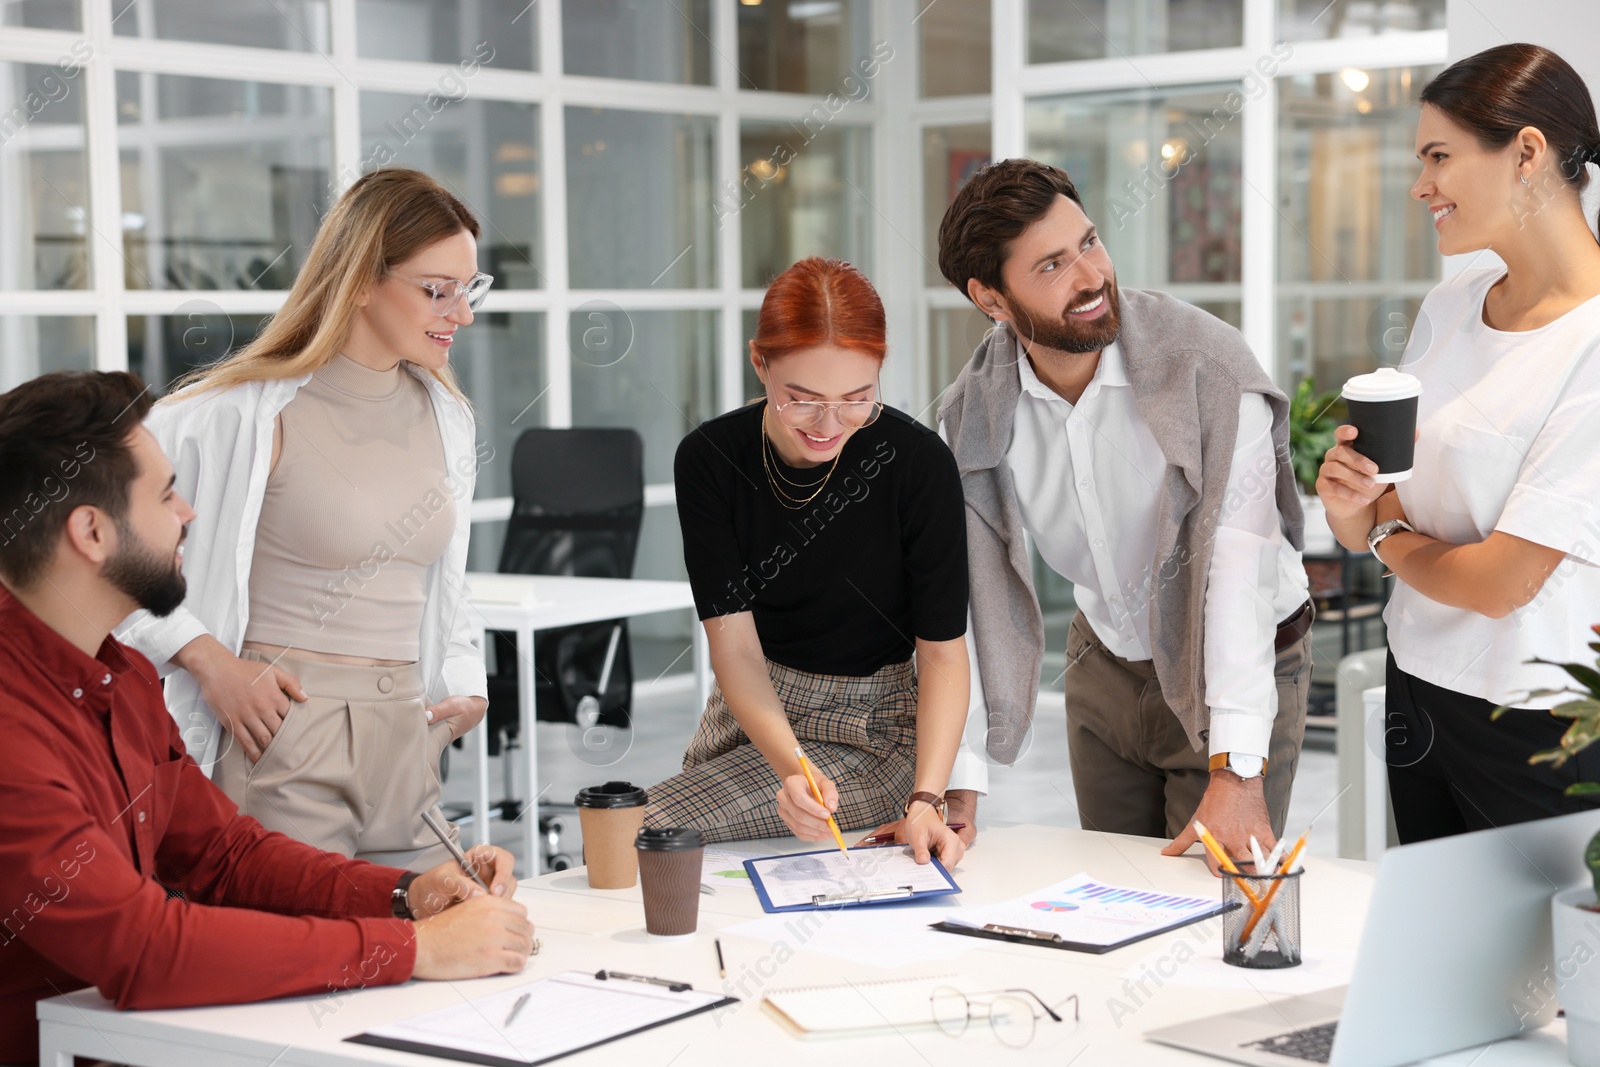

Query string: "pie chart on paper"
[1030, 900, 1080, 913]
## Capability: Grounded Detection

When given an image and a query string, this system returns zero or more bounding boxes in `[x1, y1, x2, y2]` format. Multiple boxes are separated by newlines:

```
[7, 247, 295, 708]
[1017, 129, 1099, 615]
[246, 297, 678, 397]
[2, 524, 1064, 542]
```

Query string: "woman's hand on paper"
[776, 770, 838, 840]
[410, 844, 518, 918]
[945, 789, 979, 846]
[903, 806, 966, 868]
[426, 695, 487, 740]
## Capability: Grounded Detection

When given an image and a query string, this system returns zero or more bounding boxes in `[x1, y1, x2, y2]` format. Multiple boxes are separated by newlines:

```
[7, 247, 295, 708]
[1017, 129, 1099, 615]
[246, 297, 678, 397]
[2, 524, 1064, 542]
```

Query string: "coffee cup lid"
[635, 826, 706, 851]
[1342, 366, 1422, 402]
[574, 781, 648, 808]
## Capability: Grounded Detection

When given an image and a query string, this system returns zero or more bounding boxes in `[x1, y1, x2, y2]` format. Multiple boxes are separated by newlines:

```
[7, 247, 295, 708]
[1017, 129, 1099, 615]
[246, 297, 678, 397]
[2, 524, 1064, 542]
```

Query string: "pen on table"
[858, 823, 967, 847]
[793, 745, 850, 860]
[700, 883, 716, 895]
[504, 992, 530, 1027]
[420, 808, 492, 895]
[715, 938, 727, 979]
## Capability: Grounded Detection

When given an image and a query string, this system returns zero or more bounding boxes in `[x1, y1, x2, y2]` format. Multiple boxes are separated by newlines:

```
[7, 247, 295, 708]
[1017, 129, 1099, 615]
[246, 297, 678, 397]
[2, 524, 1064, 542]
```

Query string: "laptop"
[1145, 809, 1600, 1066]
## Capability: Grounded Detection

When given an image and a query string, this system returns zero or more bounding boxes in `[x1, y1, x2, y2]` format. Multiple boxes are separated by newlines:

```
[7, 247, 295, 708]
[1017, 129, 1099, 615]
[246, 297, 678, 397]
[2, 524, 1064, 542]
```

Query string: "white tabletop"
[37, 825, 1569, 1066]
[462, 574, 697, 631]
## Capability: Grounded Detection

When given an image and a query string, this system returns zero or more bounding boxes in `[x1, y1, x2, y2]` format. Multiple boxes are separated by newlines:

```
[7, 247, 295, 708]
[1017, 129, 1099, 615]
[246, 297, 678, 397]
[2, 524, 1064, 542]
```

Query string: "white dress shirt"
[1389, 267, 1600, 706]
[947, 340, 1307, 793]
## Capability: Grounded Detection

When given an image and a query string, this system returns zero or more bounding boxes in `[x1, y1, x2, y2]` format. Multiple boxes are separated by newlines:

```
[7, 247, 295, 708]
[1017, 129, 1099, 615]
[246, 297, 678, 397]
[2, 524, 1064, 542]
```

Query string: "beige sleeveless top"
[243, 356, 455, 661]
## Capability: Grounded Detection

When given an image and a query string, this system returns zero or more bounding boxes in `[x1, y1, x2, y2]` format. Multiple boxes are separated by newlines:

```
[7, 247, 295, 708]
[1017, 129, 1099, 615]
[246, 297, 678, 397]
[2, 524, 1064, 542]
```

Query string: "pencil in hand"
[794, 745, 850, 860]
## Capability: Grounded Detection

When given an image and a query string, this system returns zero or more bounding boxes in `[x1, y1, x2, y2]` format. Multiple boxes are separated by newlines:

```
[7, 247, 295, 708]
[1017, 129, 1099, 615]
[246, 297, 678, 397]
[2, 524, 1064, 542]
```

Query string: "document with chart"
[932, 872, 1230, 953]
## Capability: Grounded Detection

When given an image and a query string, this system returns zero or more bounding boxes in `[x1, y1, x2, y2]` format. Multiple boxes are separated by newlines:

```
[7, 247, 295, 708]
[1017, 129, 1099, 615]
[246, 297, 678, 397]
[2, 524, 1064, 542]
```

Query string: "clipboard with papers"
[743, 844, 961, 913]
[348, 969, 737, 1066]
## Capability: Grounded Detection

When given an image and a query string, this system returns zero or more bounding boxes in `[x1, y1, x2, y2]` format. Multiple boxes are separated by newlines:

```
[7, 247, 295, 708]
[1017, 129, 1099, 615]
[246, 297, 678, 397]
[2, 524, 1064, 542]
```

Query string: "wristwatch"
[392, 871, 419, 920]
[1367, 518, 1415, 568]
[1208, 753, 1266, 780]
[904, 791, 946, 819]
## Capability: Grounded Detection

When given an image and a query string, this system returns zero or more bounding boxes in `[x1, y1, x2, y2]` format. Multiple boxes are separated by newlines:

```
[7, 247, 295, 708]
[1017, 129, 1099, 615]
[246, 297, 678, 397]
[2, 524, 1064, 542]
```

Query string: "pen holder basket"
[1221, 870, 1302, 969]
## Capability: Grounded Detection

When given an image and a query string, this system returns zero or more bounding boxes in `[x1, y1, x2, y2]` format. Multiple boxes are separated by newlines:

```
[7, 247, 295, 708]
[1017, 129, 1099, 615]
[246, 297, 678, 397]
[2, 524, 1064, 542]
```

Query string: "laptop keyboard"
[1241, 1021, 1338, 1063]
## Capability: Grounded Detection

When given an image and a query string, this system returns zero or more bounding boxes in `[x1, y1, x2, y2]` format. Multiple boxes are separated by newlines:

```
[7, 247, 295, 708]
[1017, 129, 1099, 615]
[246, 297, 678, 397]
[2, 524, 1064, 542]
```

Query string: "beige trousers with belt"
[212, 649, 460, 871]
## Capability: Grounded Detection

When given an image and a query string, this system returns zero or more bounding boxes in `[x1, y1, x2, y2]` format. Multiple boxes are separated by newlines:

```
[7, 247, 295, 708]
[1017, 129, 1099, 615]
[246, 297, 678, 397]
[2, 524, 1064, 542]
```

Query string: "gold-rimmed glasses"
[389, 271, 494, 316]
[930, 987, 1079, 1048]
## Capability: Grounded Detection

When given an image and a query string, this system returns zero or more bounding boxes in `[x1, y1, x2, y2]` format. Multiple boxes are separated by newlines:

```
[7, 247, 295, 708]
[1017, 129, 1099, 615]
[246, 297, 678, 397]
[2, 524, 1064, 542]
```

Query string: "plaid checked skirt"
[644, 657, 919, 843]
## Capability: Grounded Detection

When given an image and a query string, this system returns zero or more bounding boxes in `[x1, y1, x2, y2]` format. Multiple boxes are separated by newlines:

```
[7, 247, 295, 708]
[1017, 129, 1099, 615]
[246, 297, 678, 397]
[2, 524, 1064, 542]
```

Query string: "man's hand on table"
[1160, 771, 1275, 877]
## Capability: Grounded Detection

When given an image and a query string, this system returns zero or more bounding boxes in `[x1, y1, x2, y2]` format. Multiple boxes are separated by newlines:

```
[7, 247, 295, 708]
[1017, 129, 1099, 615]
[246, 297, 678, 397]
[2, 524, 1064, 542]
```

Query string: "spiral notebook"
[762, 975, 956, 1039]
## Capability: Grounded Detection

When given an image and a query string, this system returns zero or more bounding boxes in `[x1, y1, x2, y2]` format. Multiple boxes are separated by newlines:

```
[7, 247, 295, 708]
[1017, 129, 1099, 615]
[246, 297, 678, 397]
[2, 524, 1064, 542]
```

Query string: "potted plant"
[1493, 626, 1600, 1066]
[1286, 379, 1343, 579]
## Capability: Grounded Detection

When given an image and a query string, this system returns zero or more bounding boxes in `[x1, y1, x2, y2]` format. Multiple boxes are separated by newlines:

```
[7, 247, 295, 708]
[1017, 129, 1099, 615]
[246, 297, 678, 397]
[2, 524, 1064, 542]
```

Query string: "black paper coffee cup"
[1342, 367, 1422, 483]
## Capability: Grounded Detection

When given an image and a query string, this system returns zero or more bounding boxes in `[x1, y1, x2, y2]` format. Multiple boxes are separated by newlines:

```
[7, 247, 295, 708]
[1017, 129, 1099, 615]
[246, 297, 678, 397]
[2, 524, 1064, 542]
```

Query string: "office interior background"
[1, 0, 1592, 863]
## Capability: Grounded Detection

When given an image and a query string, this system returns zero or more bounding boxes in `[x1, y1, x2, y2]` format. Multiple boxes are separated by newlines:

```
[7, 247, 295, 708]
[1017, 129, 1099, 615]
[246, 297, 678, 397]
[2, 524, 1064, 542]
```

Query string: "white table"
[461, 573, 710, 874]
[36, 825, 1571, 1065]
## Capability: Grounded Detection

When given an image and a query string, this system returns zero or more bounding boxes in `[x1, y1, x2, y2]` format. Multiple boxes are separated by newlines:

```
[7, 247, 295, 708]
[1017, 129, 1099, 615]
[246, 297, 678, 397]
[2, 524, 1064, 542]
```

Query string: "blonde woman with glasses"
[118, 168, 493, 872]
[645, 258, 972, 867]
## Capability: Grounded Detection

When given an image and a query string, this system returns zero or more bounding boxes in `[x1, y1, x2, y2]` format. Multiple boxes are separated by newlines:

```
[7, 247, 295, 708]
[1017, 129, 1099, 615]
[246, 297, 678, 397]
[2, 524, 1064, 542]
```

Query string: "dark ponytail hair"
[1421, 44, 1600, 233]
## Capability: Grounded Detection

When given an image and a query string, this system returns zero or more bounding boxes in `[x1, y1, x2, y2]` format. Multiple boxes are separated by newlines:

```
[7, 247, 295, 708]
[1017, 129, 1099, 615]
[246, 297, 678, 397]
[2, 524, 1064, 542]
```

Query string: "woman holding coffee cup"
[1317, 43, 1600, 843]
[645, 257, 971, 866]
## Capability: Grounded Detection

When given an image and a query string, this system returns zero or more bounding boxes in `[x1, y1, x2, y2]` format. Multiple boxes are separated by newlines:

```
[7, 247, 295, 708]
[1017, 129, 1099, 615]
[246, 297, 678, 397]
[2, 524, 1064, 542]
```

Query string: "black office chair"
[470, 428, 645, 869]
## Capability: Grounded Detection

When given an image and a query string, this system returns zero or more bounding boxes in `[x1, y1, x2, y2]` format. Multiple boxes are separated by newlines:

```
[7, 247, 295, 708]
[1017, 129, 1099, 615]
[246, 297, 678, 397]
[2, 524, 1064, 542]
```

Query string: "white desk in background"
[461, 573, 710, 873]
[36, 825, 1570, 1066]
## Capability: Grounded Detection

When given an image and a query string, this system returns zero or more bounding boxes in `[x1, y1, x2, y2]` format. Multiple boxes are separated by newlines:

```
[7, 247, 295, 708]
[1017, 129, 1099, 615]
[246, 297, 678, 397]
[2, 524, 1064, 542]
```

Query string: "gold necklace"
[760, 405, 841, 509]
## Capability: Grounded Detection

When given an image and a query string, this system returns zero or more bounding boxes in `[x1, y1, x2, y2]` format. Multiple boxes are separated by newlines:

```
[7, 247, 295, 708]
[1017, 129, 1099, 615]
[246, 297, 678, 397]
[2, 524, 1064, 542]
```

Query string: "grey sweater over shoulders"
[938, 287, 1303, 764]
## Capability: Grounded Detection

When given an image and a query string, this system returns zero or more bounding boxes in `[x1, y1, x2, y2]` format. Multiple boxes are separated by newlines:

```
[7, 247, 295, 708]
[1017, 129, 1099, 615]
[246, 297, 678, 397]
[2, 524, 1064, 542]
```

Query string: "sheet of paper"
[702, 847, 763, 887]
[746, 846, 956, 910]
[724, 904, 973, 969]
[942, 872, 1224, 948]
[359, 970, 723, 1063]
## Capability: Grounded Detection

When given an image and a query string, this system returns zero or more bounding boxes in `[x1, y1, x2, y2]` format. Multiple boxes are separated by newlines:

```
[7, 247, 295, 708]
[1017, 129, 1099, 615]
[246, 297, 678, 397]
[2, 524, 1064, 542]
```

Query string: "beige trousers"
[1062, 610, 1311, 841]
[213, 649, 460, 871]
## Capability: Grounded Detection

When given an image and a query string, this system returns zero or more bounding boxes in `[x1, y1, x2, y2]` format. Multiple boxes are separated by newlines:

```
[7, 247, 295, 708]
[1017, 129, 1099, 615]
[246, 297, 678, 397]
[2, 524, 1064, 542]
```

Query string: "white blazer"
[115, 363, 489, 774]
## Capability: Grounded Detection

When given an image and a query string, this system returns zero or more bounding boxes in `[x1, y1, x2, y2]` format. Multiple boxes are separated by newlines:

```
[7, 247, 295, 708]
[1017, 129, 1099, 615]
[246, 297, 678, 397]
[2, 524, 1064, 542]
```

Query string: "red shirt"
[0, 589, 417, 1063]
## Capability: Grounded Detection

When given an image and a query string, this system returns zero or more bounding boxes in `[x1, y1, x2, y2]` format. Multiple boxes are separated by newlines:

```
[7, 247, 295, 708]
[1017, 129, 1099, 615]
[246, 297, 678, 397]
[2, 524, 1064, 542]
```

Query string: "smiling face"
[101, 427, 193, 617]
[977, 194, 1121, 356]
[347, 228, 480, 372]
[1411, 103, 1529, 256]
[752, 344, 883, 468]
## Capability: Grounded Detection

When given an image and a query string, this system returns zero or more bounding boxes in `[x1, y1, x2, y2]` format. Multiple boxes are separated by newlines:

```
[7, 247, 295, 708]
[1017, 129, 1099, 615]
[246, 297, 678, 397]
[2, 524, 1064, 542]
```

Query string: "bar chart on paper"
[938, 872, 1228, 951]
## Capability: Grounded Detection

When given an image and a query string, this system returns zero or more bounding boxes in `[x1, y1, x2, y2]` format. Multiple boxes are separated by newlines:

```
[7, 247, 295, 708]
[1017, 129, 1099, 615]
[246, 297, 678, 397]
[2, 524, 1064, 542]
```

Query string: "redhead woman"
[645, 258, 971, 865]
[1317, 45, 1600, 842]
[118, 168, 491, 870]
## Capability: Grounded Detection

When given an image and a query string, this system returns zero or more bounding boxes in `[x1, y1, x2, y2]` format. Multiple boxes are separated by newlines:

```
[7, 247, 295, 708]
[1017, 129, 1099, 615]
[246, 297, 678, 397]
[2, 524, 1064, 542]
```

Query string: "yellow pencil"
[1192, 820, 1263, 907]
[794, 745, 851, 859]
[1240, 832, 1307, 943]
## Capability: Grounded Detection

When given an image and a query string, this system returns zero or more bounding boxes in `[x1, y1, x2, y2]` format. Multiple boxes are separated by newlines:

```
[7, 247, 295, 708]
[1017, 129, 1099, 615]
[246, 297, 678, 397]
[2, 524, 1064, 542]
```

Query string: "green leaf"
[1568, 783, 1600, 797]
[1531, 746, 1573, 767]
[1530, 658, 1600, 697]
[1545, 699, 1600, 720]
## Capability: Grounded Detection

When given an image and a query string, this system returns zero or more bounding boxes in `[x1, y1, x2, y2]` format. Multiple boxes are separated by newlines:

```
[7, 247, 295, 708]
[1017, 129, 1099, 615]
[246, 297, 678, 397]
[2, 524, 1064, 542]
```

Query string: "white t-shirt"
[1388, 266, 1600, 708]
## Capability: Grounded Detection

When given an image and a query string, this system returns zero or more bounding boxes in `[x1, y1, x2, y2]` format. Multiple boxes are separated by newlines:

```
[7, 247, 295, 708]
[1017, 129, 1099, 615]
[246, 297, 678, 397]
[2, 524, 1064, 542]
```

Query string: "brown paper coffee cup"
[575, 782, 648, 889]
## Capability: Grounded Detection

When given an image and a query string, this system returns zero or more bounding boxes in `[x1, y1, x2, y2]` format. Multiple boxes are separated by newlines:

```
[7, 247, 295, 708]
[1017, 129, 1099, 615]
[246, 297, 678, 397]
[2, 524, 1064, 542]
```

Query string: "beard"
[1007, 279, 1123, 354]
[105, 520, 187, 618]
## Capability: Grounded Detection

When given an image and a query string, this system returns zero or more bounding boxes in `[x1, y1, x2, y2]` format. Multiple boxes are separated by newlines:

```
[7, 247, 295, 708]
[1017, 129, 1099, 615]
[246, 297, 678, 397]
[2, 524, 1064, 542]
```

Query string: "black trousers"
[1386, 651, 1600, 844]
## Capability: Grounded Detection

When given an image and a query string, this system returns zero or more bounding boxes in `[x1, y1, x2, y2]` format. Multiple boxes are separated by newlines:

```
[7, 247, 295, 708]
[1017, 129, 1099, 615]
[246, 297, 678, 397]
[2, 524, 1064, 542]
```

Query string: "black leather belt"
[1274, 599, 1314, 651]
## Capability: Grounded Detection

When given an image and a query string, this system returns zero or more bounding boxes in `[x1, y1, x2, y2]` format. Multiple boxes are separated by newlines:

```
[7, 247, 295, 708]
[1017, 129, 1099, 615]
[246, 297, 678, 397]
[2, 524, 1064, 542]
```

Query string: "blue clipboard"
[743, 844, 961, 913]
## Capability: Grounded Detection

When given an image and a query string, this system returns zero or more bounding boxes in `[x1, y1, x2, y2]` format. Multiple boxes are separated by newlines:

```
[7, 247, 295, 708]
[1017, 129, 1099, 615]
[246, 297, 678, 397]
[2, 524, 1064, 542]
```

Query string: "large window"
[0, 2, 1447, 657]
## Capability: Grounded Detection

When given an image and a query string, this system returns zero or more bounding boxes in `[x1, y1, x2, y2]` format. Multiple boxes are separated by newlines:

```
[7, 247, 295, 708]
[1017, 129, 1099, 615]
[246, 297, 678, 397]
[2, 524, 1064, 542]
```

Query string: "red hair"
[751, 257, 887, 364]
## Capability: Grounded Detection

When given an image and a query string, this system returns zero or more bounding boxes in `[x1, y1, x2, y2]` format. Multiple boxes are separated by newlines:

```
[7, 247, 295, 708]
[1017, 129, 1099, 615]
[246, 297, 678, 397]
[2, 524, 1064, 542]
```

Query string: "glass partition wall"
[1, 0, 1445, 675]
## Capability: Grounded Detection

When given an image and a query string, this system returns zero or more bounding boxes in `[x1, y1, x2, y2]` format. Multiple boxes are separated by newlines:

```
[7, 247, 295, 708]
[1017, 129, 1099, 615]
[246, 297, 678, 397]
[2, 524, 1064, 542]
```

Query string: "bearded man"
[934, 159, 1313, 874]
